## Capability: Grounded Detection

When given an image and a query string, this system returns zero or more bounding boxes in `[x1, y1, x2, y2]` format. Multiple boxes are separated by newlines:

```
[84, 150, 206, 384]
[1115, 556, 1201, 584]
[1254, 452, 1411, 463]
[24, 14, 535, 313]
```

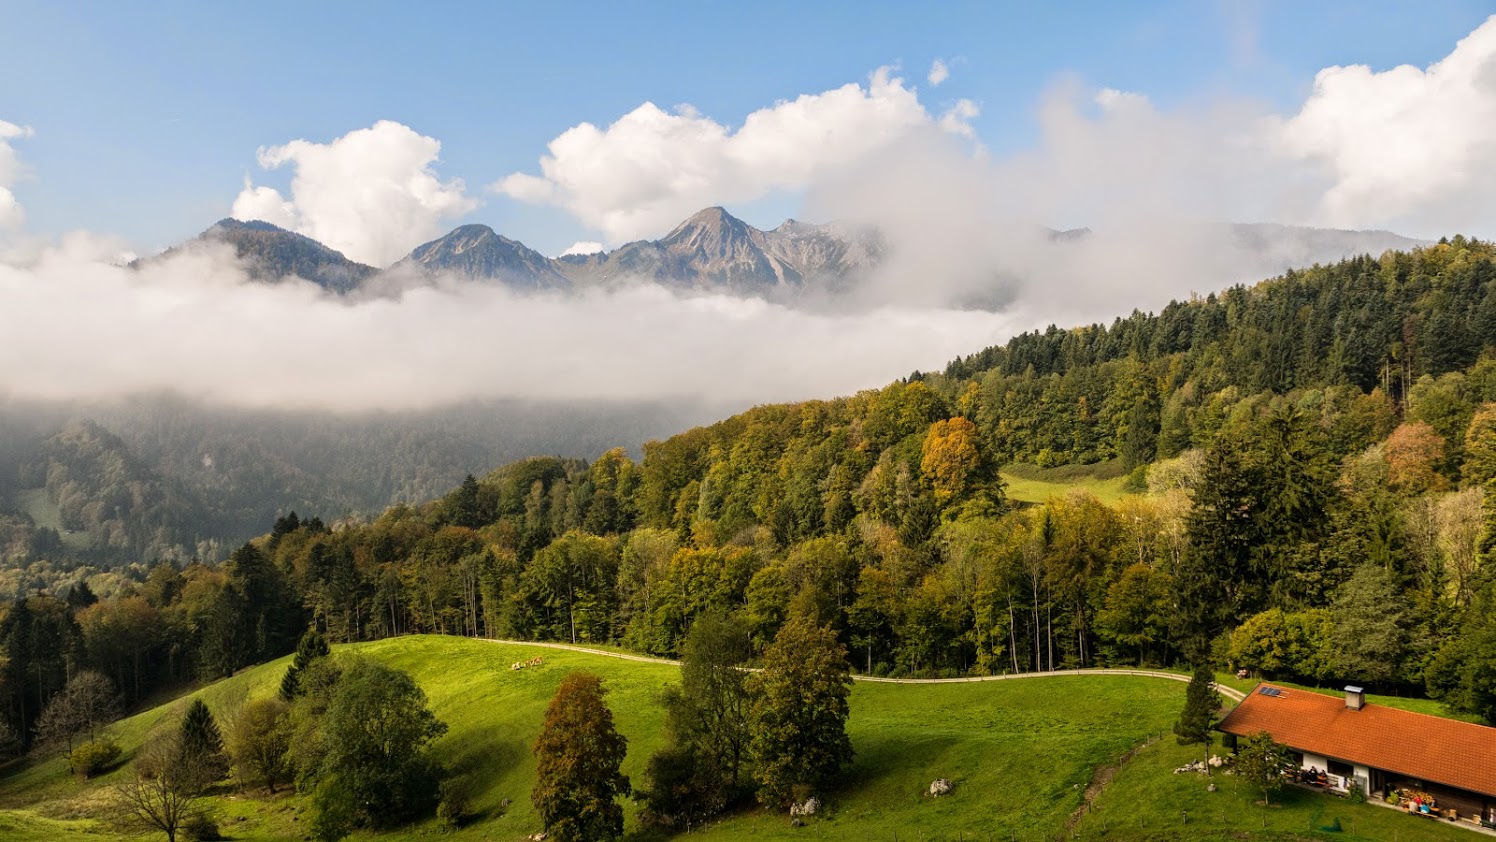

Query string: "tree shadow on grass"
[439, 723, 528, 819]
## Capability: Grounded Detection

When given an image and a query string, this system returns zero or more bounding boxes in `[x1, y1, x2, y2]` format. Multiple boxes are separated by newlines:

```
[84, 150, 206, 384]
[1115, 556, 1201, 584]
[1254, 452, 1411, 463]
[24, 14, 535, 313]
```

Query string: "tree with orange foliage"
[919, 416, 997, 507]
[1384, 421, 1447, 494]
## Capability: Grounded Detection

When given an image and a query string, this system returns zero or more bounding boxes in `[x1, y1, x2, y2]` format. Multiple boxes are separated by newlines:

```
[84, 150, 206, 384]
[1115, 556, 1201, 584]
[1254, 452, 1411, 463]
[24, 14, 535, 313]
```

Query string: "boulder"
[790, 797, 821, 817]
[929, 778, 953, 797]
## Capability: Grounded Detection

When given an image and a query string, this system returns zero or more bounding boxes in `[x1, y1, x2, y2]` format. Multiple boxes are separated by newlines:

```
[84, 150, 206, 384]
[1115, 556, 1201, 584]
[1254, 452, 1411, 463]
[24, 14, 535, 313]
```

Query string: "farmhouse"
[1217, 683, 1496, 829]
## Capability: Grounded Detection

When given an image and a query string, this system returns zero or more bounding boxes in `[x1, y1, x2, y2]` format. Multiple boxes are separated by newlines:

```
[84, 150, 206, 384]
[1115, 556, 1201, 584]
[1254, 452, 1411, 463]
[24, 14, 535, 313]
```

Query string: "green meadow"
[999, 462, 1136, 507]
[0, 635, 1478, 841]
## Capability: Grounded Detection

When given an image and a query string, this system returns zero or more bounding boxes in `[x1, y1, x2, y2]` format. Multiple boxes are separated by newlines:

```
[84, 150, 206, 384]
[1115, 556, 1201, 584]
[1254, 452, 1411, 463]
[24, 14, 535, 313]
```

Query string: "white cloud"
[1094, 87, 1151, 113]
[1275, 14, 1496, 234]
[938, 99, 981, 139]
[928, 59, 950, 86]
[560, 241, 604, 256]
[0, 242, 1016, 411]
[492, 68, 935, 244]
[231, 120, 477, 266]
[0, 120, 35, 229]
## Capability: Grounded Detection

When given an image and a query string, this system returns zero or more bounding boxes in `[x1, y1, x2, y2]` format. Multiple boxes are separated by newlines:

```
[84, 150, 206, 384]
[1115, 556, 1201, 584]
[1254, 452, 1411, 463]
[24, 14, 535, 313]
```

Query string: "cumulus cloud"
[492, 68, 935, 244]
[928, 59, 950, 86]
[232, 120, 477, 266]
[938, 99, 981, 139]
[0, 120, 35, 229]
[0, 242, 1018, 411]
[1275, 15, 1496, 234]
[560, 241, 604, 256]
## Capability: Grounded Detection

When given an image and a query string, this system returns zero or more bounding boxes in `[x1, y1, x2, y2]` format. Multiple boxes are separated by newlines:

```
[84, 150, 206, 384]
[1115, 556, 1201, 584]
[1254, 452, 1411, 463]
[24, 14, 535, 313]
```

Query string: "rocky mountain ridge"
[154, 209, 1429, 302]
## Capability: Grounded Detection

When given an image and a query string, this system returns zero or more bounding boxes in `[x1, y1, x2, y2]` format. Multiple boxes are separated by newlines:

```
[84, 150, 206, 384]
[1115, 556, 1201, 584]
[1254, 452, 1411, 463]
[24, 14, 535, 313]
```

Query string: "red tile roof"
[1217, 684, 1496, 798]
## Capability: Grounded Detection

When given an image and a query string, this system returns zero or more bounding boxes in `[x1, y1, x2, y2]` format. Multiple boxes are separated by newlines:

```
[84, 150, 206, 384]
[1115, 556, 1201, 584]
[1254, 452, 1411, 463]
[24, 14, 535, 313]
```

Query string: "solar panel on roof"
[1259, 687, 1283, 697]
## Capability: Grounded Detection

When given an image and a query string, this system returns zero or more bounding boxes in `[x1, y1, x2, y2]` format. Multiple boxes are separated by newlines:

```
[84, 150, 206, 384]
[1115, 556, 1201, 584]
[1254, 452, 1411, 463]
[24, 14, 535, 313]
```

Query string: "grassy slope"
[14, 488, 90, 552]
[1000, 462, 1135, 506]
[0, 636, 1479, 842]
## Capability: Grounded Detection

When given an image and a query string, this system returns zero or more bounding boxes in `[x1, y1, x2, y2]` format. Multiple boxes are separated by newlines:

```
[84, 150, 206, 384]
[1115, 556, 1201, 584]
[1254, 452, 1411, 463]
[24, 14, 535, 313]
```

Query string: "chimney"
[1345, 686, 1365, 711]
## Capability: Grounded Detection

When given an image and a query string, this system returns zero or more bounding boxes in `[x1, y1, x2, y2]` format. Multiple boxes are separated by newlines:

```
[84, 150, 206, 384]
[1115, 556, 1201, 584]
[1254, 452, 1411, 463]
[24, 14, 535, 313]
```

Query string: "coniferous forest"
[8, 236, 1496, 756]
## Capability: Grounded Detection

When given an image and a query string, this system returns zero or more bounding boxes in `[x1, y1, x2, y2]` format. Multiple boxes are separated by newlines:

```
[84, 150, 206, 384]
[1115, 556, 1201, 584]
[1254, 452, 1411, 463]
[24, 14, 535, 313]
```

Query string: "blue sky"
[2, 0, 1494, 257]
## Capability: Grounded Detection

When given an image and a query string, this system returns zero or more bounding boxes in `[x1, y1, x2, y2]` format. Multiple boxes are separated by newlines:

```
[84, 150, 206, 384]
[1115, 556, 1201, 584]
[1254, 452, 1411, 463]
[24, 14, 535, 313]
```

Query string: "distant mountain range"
[145, 208, 1429, 303]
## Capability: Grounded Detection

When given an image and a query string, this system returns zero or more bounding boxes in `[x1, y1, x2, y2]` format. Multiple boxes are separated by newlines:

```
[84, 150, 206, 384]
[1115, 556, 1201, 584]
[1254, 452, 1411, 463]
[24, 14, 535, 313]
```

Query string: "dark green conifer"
[179, 698, 229, 787]
[1173, 664, 1218, 771]
[280, 628, 331, 702]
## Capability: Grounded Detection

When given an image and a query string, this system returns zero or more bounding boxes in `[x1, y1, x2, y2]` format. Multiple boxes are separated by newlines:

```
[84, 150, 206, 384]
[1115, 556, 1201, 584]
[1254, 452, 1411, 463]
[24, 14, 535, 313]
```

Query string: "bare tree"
[112, 734, 214, 842]
[36, 671, 120, 762]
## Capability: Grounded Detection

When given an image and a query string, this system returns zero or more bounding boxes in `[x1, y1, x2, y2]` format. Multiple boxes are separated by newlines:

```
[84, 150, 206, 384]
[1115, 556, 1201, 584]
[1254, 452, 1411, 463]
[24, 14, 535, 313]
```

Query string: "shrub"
[70, 737, 120, 778]
[436, 779, 471, 830]
[182, 811, 222, 841]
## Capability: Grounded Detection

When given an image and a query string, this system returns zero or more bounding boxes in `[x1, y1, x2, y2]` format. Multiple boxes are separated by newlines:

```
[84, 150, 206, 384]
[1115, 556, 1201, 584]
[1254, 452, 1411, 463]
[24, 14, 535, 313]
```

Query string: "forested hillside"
[7, 237, 1496, 753]
[0, 397, 724, 576]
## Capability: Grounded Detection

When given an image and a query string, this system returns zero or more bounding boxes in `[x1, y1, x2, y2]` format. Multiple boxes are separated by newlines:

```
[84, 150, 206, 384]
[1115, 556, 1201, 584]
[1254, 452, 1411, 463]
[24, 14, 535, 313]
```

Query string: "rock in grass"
[790, 797, 821, 816]
[930, 778, 953, 797]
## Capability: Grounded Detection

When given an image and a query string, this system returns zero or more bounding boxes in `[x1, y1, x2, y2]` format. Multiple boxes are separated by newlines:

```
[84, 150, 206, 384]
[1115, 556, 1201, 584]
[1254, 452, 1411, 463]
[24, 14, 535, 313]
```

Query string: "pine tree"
[1173, 664, 1217, 771]
[447, 474, 484, 528]
[532, 672, 630, 842]
[279, 628, 331, 702]
[178, 698, 228, 790]
[65, 582, 98, 610]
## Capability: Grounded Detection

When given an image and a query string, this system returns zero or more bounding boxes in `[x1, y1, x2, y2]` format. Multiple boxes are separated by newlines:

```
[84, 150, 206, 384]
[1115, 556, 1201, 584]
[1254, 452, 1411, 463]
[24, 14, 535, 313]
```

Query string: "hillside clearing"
[1000, 461, 1136, 506]
[13, 488, 90, 552]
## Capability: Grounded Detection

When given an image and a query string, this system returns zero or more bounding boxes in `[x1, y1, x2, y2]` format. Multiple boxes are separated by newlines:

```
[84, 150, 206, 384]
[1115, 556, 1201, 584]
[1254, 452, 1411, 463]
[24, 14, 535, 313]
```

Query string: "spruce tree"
[178, 698, 229, 790]
[1173, 664, 1217, 771]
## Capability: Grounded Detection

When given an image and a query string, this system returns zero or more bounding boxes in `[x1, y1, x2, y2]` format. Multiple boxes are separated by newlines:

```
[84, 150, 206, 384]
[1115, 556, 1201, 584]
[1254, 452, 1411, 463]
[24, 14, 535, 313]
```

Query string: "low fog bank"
[0, 235, 1024, 412]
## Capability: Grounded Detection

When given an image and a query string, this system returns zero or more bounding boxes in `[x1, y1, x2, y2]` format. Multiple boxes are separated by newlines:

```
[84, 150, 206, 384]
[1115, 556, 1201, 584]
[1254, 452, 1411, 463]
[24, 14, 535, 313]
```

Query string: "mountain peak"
[446, 223, 498, 238]
[688, 206, 733, 222]
[402, 224, 571, 291]
[168, 218, 374, 293]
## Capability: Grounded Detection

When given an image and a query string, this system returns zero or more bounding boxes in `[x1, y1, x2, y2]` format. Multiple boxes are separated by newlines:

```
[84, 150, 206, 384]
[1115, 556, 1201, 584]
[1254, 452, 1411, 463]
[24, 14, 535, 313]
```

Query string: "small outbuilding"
[1217, 683, 1496, 828]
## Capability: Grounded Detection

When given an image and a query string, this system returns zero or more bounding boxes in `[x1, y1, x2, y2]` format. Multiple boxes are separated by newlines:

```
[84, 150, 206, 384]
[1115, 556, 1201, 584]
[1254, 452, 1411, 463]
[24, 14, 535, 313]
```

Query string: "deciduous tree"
[113, 733, 214, 842]
[532, 672, 631, 842]
[36, 670, 119, 763]
[1235, 731, 1289, 806]
[306, 659, 447, 838]
[747, 616, 853, 809]
[225, 697, 290, 794]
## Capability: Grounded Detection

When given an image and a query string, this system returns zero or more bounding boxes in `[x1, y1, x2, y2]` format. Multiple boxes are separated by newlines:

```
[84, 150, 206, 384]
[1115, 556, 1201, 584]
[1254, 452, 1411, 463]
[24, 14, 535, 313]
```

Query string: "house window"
[1328, 760, 1353, 778]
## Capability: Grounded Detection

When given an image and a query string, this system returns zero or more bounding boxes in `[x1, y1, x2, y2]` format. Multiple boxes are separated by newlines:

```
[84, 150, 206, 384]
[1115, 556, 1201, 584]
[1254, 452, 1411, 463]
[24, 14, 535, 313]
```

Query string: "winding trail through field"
[484, 638, 1246, 702]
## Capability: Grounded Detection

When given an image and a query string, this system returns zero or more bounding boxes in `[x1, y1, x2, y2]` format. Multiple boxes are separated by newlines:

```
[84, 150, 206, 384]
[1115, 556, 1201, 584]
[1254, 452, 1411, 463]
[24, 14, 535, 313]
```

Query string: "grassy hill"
[0, 636, 1478, 841]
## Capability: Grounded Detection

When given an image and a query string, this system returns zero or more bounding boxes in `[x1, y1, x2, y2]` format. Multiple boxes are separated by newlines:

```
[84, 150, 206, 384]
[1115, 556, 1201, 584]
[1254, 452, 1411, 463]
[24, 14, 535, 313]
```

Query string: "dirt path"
[1066, 736, 1161, 833]
[481, 638, 1246, 701]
